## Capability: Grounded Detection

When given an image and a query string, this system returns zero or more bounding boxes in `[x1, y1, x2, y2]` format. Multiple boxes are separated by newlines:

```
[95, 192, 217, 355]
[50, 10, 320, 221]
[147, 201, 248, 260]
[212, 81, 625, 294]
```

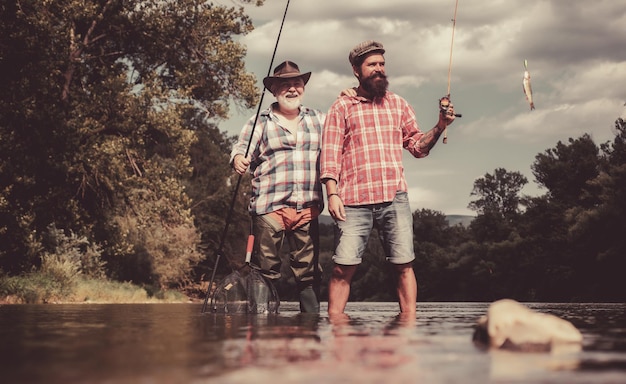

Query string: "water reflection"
[208, 312, 323, 369]
[0, 302, 625, 383]
[326, 312, 418, 371]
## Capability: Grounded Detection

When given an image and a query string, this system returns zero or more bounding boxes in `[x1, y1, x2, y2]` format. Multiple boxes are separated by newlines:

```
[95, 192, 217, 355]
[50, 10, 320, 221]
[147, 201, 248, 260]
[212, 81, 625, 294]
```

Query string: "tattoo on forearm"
[418, 125, 444, 153]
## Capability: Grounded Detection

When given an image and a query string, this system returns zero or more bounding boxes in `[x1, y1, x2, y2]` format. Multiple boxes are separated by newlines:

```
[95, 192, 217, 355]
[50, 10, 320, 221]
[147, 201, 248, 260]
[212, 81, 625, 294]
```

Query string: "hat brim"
[263, 72, 311, 91]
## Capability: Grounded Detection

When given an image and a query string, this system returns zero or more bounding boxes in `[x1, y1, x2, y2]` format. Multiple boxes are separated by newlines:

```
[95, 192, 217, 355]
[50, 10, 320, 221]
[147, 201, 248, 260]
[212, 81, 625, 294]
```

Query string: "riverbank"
[0, 273, 192, 304]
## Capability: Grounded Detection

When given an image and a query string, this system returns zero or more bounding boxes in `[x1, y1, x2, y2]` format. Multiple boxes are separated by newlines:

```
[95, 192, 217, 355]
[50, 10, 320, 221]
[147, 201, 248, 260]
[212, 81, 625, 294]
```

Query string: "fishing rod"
[440, 0, 462, 144]
[201, 0, 291, 313]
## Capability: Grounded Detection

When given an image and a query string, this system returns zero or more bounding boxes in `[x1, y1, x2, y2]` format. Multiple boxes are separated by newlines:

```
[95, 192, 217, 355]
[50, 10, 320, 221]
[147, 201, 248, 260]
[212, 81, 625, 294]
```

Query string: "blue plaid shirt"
[230, 103, 325, 215]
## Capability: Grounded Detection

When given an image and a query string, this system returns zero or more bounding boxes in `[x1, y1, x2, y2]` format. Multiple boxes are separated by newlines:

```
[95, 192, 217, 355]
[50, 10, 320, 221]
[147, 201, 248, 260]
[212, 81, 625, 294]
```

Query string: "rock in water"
[473, 299, 582, 352]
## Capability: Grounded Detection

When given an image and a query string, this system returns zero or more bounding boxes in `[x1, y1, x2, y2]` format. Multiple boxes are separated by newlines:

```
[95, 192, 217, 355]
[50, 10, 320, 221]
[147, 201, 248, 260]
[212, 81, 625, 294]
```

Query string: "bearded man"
[320, 41, 457, 316]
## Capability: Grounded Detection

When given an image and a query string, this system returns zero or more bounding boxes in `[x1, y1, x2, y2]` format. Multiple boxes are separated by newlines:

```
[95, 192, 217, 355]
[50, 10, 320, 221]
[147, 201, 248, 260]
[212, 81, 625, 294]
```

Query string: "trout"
[523, 59, 535, 110]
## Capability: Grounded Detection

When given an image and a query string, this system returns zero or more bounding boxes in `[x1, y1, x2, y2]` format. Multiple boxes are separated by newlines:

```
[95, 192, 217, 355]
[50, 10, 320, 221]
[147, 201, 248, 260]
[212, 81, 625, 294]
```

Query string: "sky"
[216, 0, 626, 216]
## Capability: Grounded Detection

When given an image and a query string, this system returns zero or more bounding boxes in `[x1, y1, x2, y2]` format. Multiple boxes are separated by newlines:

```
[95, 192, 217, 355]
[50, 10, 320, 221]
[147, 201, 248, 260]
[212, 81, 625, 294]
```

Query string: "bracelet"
[328, 193, 339, 198]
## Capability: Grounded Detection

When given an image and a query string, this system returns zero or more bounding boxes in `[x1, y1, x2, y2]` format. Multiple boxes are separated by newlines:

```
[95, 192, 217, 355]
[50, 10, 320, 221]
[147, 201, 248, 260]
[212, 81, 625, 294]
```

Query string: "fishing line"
[441, 0, 461, 144]
[201, 0, 291, 313]
[446, 0, 458, 97]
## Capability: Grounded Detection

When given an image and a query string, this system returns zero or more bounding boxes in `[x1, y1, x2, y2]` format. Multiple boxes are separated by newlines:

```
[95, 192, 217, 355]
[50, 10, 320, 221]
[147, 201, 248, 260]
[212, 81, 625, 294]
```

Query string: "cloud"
[217, 0, 626, 216]
[407, 186, 441, 213]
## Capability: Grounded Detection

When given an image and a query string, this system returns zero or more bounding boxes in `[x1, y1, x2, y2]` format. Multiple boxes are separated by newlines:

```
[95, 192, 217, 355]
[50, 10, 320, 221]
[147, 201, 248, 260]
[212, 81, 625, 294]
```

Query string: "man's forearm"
[322, 178, 339, 195]
[418, 124, 445, 155]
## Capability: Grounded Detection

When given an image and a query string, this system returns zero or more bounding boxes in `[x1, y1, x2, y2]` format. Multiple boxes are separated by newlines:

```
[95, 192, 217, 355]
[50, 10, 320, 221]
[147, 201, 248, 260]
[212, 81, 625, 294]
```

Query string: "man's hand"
[339, 87, 357, 98]
[327, 194, 346, 221]
[438, 101, 456, 128]
[233, 154, 250, 175]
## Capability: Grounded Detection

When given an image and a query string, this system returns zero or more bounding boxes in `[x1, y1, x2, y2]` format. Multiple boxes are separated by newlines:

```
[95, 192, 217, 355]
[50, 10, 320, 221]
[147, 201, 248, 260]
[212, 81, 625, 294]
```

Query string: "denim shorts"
[333, 191, 415, 266]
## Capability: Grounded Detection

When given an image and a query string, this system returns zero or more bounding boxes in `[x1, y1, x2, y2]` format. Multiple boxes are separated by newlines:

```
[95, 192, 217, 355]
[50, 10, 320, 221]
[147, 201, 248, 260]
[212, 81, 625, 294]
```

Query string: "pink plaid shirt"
[320, 91, 426, 206]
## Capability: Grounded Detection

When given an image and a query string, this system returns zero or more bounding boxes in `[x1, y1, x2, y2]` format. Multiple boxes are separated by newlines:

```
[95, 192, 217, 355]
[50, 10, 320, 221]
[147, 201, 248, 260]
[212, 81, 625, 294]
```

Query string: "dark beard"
[362, 74, 388, 99]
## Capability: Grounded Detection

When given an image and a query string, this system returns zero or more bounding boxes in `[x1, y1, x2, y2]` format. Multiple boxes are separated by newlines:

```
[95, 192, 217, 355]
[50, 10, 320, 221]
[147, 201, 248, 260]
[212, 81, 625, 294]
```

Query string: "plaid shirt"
[230, 103, 325, 215]
[320, 91, 426, 206]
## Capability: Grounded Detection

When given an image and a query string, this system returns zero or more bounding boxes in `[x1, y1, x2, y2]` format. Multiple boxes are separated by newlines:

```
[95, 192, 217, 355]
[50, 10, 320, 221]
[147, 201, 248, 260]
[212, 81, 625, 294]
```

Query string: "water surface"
[1, 302, 625, 383]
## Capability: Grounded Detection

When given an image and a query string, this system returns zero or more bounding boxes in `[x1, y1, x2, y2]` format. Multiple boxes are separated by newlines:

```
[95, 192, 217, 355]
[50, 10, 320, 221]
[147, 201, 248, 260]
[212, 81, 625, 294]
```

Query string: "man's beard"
[362, 73, 388, 99]
[276, 93, 301, 113]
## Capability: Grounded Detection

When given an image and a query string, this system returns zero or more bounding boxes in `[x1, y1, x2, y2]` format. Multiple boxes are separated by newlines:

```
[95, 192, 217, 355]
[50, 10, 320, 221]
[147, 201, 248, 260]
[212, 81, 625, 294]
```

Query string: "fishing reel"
[439, 96, 462, 118]
[439, 95, 461, 144]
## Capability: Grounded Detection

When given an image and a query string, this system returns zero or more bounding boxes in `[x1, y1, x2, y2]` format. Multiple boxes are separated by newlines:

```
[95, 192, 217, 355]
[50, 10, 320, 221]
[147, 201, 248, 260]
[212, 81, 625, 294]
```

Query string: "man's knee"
[332, 264, 357, 280]
[394, 262, 414, 275]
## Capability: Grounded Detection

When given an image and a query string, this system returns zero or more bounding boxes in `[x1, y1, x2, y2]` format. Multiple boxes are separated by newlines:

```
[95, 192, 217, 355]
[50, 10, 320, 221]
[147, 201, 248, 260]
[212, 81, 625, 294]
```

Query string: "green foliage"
[0, 272, 69, 304]
[412, 209, 450, 246]
[186, 123, 252, 279]
[467, 168, 527, 243]
[73, 279, 187, 303]
[468, 167, 528, 220]
[459, 123, 624, 302]
[106, 186, 203, 287]
[559, 118, 626, 301]
[0, 272, 188, 304]
[0, 223, 108, 303]
[532, 134, 600, 208]
[41, 223, 106, 279]
[0, 0, 262, 293]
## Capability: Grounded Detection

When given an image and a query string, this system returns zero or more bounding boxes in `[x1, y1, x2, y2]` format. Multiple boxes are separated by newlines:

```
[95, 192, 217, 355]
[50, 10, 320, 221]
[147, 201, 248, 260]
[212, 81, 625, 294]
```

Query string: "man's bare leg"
[327, 264, 357, 315]
[395, 263, 417, 313]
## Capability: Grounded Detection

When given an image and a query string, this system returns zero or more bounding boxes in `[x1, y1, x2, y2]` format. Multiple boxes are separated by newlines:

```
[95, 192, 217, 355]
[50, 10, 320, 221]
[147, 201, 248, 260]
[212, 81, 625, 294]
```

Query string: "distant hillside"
[318, 214, 475, 227]
[445, 215, 475, 227]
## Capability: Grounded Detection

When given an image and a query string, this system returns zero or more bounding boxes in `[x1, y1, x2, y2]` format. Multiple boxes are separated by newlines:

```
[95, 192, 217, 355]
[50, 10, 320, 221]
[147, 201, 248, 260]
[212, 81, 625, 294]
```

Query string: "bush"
[0, 272, 189, 303]
[0, 271, 71, 303]
[42, 223, 107, 279]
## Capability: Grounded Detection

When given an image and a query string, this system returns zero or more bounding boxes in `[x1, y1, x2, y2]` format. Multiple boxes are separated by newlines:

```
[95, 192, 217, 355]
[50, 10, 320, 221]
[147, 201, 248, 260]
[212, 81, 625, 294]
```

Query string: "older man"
[230, 61, 324, 313]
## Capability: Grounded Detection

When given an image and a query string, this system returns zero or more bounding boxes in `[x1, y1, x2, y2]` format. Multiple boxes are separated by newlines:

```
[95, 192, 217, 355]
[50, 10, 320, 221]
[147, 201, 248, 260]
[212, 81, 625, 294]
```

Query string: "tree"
[412, 208, 450, 247]
[531, 134, 600, 208]
[467, 168, 527, 243]
[186, 122, 252, 282]
[0, 0, 262, 287]
[564, 119, 626, 301]
[523, 134, 602, 299]
[468, 168, 528, 220]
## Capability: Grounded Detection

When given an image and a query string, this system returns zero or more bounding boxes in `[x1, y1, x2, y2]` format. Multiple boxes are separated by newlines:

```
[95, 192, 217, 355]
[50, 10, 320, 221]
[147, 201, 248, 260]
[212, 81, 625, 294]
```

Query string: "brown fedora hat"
[262, 60, 311, 91]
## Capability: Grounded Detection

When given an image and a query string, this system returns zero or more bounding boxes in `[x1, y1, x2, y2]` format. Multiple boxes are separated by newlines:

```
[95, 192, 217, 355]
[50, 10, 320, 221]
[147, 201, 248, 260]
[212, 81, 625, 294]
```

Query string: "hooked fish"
[523, 59, 535, 110]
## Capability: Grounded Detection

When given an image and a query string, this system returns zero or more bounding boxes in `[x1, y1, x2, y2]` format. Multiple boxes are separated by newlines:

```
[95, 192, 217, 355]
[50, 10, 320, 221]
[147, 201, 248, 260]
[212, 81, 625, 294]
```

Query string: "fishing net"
[209, 235, 280, 314]
[210, 267, 279, 314]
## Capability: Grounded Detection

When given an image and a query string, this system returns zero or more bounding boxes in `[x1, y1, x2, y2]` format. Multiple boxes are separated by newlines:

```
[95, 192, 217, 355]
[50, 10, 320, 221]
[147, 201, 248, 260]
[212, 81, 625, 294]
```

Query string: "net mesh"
[210, 268, 279, 314]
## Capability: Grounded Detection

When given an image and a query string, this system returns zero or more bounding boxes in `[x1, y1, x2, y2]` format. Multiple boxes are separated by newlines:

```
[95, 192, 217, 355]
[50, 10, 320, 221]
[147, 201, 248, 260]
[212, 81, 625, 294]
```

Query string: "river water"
[1, 302, 625, 383]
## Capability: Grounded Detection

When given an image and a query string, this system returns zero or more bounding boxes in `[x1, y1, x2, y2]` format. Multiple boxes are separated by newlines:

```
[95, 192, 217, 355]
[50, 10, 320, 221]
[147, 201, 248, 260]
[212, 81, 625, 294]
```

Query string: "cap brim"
[350, 48, 385, 65]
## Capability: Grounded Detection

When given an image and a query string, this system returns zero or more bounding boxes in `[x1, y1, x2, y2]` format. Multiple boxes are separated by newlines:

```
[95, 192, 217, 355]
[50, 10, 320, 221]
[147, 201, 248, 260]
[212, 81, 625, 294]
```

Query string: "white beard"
[276, 93, 302, 113]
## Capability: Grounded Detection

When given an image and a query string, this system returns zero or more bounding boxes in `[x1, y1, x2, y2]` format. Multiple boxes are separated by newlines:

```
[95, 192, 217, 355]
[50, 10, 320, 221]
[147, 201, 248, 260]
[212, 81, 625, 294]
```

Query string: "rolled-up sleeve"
[401, 104, 427, 159]
[320, 100, 346, 183]
[230, 114, 264, 167]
